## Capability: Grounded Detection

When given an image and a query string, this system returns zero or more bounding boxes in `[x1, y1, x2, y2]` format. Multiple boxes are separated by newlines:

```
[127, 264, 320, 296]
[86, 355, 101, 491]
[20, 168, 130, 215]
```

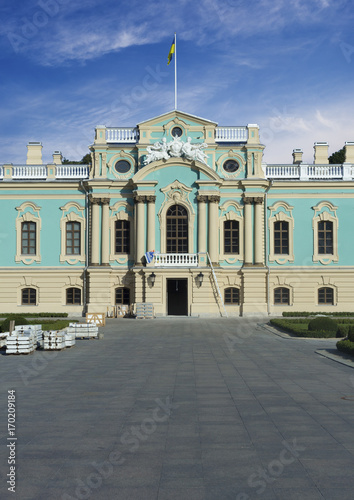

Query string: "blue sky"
[0, 0, 354, 164]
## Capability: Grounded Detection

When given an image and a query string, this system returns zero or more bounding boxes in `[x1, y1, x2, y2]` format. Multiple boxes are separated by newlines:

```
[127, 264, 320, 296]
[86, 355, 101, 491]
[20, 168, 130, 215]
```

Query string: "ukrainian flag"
[167, 37, 175, 65]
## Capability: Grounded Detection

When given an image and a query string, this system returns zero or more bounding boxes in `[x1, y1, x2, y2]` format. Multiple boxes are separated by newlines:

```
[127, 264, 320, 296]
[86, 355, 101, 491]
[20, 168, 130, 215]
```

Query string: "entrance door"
[167, 279, 188, 316]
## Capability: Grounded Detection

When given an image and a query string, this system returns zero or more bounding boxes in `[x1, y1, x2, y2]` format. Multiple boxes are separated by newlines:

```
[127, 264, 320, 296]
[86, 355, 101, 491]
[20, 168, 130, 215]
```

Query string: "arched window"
[166, 205, 188, 253]
[115, 287, 130, 305]
[224, 287, 240, 305]
[22, 288, 36, 305]
[274, 287, 290, 305]
[66, 287, 81, 305]
[318, 287, 334, 305]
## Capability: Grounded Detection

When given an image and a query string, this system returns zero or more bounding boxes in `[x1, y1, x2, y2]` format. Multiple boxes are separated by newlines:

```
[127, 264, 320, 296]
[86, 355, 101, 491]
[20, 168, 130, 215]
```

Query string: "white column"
[208, 195, 220, 264]
[197, 195, 207, 253]
[243, 197, 253, 266]
[135, 195, 146, 264]
[90, 197, 100, 266]
[101, 198, 110, 266]
[146, 196, 156, 252]
[254, 198, 263, 265]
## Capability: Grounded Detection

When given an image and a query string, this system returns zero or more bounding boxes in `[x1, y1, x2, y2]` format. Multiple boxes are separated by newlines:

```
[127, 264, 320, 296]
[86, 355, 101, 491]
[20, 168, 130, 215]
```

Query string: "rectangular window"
[66, 288, 81, 305]
[22, 288, 36, 305]
[115, 221, 130, 253]
[224, 221, 239, 254]
[21, 222, 36, 255]
[274, 221, 289, 254]
[274, 287, 290, 305]
[318, 287, 334, 304]
[66, 222, 81, 255]
[318, 221, 333, 254]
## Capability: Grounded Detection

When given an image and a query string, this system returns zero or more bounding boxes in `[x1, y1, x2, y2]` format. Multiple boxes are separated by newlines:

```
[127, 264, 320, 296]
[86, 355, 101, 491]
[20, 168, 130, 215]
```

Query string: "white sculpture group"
[144, 136, 208, 166]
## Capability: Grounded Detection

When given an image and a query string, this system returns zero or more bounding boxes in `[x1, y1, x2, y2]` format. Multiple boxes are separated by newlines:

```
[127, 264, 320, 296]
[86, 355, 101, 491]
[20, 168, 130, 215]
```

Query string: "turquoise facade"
[1, 110, 354, 316]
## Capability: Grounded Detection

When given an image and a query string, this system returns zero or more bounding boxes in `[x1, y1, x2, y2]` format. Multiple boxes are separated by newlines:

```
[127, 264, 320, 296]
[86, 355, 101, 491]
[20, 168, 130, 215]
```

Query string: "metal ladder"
[206, 252, 228, 318]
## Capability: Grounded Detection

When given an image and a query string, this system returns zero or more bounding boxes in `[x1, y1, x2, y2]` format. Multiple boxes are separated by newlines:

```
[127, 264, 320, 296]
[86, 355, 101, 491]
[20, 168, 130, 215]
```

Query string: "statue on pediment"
[143, 136, 209, 166]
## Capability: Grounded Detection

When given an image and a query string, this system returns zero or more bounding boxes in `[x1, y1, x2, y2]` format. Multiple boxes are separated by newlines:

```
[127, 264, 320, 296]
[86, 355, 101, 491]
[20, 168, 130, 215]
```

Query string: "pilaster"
[134, 195, 146, 265]
[101, 198, 110, 266]
[208, 195, 220, 264]
[197, 195, 207, 254]
[90, 196, 100, 266]
[146, 196, 156, 253]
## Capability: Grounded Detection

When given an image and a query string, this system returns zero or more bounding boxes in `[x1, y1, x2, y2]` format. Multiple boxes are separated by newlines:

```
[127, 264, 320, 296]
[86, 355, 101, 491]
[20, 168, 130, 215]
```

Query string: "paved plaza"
[1, 317, 354, 500]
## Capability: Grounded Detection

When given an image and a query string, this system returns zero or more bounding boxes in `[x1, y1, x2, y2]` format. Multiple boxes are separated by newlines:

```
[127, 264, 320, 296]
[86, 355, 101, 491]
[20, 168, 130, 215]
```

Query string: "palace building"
[1, 109, 354, 316]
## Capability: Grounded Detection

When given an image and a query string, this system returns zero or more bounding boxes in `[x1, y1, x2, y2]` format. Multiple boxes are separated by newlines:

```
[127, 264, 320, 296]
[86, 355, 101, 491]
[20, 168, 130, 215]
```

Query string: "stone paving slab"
[1, 317, 354, 499]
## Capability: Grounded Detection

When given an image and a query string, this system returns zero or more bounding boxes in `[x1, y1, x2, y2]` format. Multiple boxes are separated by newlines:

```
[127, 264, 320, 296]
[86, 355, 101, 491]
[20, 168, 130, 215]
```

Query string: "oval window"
[114, 160, 131, 173]
[223, 159, 239, 173]
[171, 126, 183, 137]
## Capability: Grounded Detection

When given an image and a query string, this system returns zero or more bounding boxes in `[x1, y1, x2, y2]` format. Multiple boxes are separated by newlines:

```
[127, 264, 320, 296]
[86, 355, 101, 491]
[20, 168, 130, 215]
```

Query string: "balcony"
[0, 165, 89, 181]
[265, 164, 353, 181]
[106, 127, 139, 143]
[215, 127, 248, 142]
[153, 253, 199, 267]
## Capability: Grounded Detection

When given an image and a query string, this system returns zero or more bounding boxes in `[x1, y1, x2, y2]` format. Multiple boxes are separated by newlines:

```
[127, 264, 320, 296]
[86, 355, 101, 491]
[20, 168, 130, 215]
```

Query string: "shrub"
[336, 326, 348, 338]
[1, 315, 28, 333]
[270, 319, 337, 338]
[308, 316, 337, 332]
[337, 339, 354, 356]
[283, 311, 354, 317]
[347, 326, 354, 343]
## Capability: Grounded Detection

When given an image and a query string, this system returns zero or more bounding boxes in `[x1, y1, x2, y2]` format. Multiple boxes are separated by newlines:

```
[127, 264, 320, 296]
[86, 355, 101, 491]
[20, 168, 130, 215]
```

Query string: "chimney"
[52, 151, 63, 164]
[313, 142, 329, 164]
[344, 142, 354, 163]
[26, 142, 43, 165]
[292, 149, 303, 164]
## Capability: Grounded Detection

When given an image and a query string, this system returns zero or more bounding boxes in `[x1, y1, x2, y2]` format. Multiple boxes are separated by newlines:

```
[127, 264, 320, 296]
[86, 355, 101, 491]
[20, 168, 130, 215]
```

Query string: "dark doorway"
[167, 279, 188, 316]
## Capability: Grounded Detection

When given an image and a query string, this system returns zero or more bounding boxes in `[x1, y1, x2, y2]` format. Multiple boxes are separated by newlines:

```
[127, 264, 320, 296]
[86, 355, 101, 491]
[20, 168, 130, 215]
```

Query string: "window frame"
[312, 202, 338, 265]
[21, 287, 37, 305]
[115, 287, 130, 305]
[65, 221, 81, 256]
[268, 202, 294, 265]
[274, 287, 290, 305]
[224, 287, 240, 305]
[318, 287, 334, 305]
[115, 220, 130, 254]
[66, 287, 82, 305]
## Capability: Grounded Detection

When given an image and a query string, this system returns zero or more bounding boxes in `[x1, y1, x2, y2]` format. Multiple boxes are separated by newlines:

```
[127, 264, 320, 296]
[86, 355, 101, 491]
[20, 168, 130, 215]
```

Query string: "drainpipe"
[264, 180, 273, 315]
[80, 180, 89, 314]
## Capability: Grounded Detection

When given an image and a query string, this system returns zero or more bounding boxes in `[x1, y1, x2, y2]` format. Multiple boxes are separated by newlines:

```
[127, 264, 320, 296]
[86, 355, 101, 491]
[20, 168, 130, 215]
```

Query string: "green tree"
[328, 147, 345, 164]
[62, 153, 91, 165]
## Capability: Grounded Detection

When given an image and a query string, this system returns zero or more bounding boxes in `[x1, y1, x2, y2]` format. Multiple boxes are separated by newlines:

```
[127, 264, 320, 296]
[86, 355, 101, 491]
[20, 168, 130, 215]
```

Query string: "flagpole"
[174, 33, 177, 110]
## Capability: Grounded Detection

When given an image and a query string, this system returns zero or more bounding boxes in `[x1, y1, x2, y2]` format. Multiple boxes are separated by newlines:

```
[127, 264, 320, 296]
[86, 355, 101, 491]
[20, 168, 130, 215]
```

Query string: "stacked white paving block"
[6, 329, 36, 354]
[43, 330, 66, 350]
[67, 323, 99, 339]
[15, 324, 43, 347]
[64, 330, 76, 347]
[0, 332, 9, 348]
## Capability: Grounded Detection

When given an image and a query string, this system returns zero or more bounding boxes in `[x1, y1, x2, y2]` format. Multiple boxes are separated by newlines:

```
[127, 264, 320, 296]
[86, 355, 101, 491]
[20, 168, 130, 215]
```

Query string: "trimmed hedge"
[0, 312, 68, 318]
[283, 311, 354, 317]
[270, 319, 337, 338]
[337, 339, 354, 356]
[308, 316, 337, 332]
